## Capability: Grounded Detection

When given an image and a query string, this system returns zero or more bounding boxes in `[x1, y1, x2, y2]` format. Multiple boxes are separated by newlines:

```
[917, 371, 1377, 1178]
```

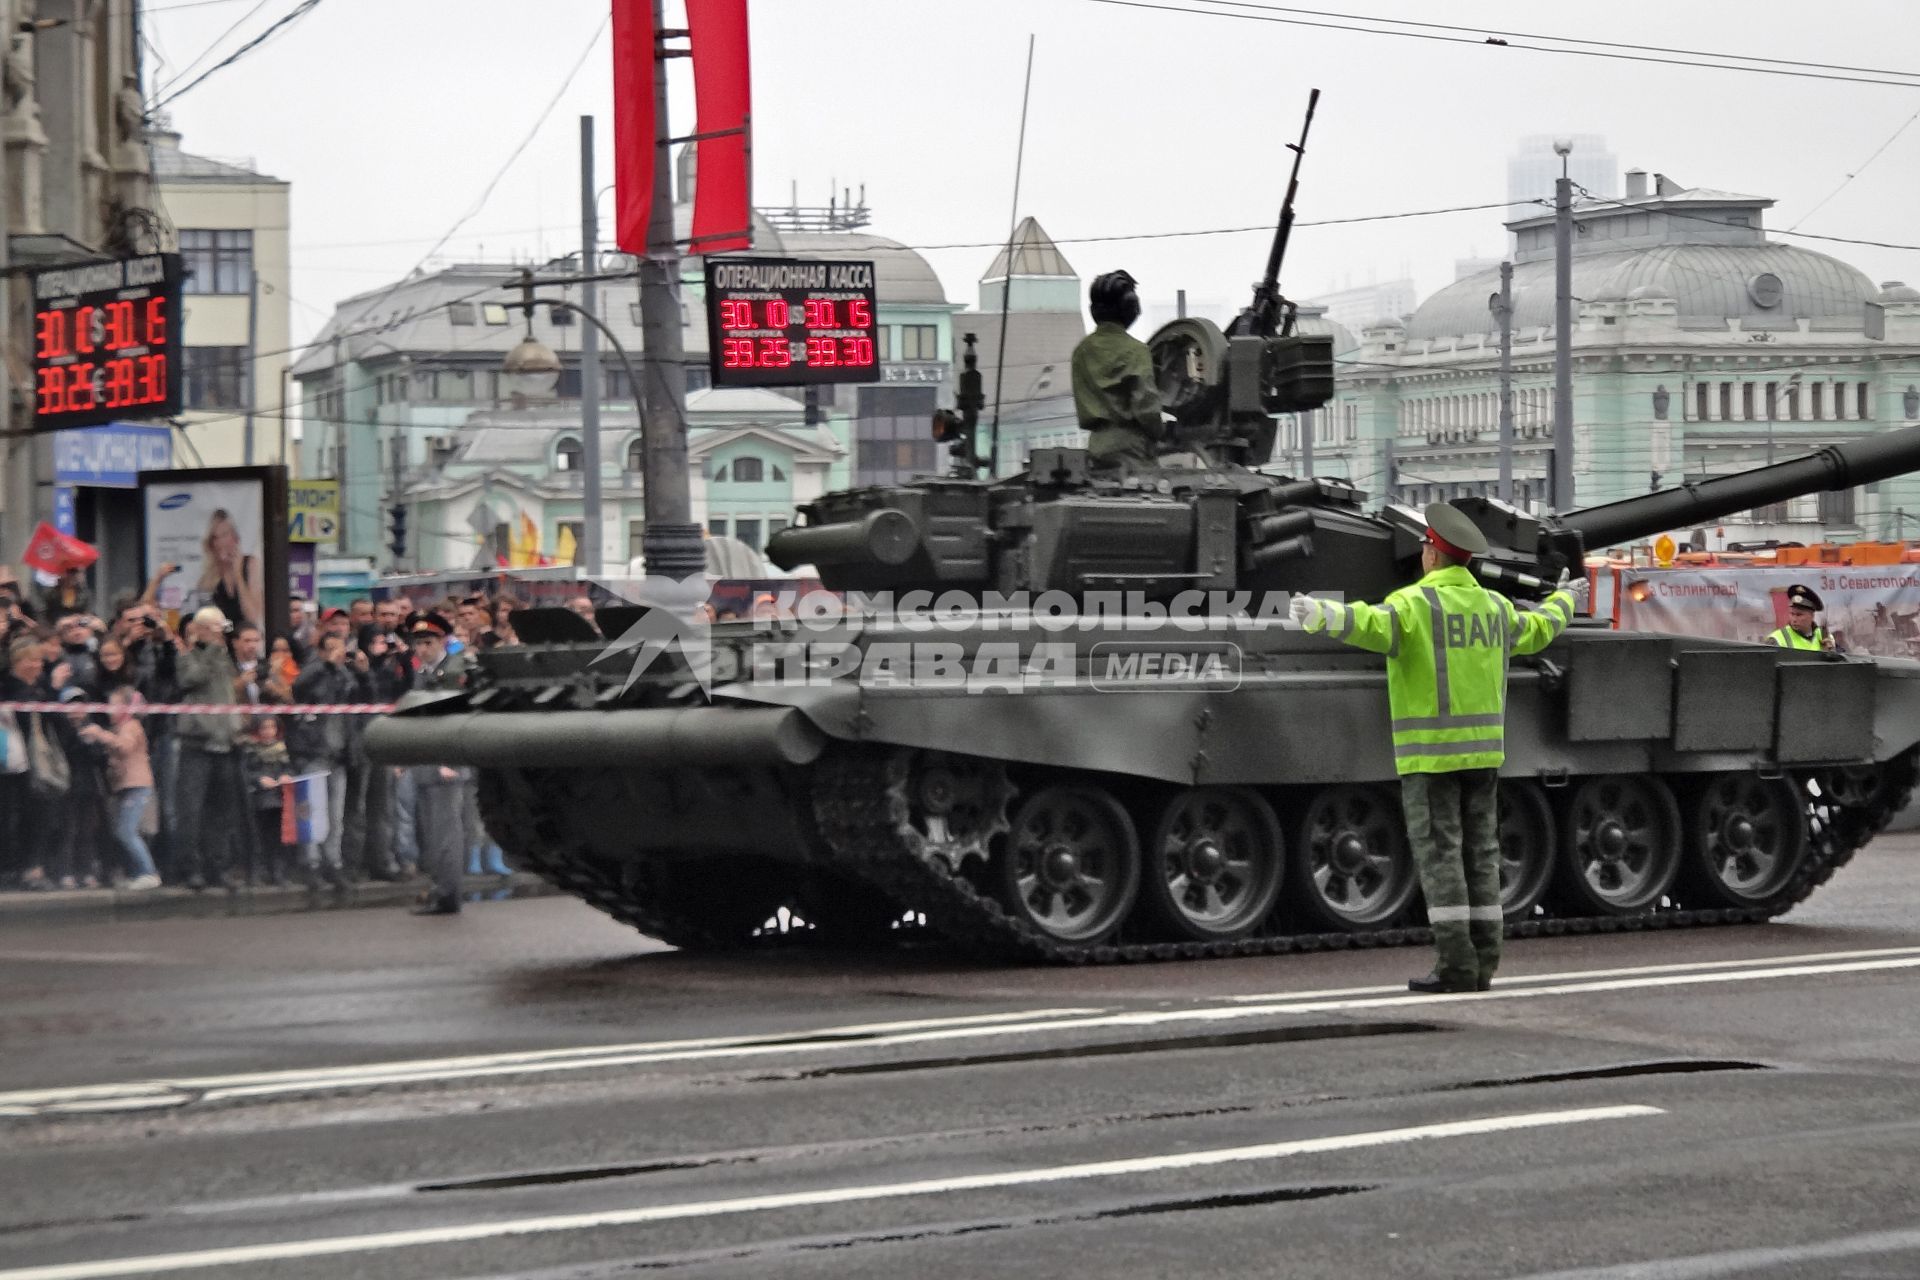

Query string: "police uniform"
[1768, 584, 1832, 650]
[1304, 503, 1578, 992]
[1071, 271, 1164, 469]
[406, 612, 471, 915]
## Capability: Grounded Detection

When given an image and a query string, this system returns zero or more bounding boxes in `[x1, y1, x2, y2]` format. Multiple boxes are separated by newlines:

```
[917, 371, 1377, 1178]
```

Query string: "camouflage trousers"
[1400, 769, 1503, 986]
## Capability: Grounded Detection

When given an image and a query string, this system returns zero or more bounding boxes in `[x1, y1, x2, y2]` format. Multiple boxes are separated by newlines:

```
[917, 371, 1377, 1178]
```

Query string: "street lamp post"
[503, 279, 653, 572]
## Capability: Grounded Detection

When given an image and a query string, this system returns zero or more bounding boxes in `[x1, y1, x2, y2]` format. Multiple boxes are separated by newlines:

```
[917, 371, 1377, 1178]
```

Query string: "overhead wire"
[150, 0, 273, 98]
[1085, 0, 1920, 91]
[150, 0, 326, 111]
[1789, 106, 1920, 231]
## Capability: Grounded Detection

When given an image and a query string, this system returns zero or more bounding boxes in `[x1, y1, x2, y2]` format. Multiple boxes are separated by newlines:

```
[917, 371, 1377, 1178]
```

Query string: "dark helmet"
[1089, 270, 1142, 328]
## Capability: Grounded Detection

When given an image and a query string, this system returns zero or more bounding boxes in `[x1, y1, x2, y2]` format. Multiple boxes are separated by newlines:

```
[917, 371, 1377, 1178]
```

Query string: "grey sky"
[146, 0, 1920, 356]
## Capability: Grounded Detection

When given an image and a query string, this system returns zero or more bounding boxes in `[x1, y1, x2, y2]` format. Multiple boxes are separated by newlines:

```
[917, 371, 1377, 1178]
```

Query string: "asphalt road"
[5, 839, 1920, 1279]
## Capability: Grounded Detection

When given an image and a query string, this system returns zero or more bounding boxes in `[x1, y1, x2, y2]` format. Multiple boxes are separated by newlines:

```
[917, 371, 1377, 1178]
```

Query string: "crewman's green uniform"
[1307, 565, 1577, 987]
[1071, 320, 1164, 468]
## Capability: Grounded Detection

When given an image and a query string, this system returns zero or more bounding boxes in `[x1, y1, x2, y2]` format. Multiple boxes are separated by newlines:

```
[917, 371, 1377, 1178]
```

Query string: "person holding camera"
[290, 630, 371, 903]
[172, 605, 258, 891]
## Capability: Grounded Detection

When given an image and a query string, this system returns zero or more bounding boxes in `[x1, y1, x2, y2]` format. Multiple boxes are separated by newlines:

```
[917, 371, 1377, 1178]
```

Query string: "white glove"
[1289, 594, 1322, 630]
[1557, 568, 1590, 611]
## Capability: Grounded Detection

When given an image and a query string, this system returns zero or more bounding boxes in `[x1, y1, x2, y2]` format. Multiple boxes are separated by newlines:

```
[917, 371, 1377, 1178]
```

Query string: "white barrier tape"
[0, 702, 397, 716]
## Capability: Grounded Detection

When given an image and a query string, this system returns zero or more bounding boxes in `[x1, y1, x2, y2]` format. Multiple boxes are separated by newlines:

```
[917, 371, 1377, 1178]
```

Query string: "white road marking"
[1222, 943, 1920, 1003]
[0, 1104, 1664, 1280]
[7, 944, 1917, 1117]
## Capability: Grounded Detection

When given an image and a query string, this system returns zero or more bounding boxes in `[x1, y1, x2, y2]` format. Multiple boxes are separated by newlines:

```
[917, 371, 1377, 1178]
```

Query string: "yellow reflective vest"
[1306, 563, 1576, 775]
[1767, 625, 1826, 651]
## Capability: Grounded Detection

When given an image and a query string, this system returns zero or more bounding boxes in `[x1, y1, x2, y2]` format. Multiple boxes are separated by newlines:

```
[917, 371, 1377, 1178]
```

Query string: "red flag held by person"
[686, 0, 752, 255]
[611, 0, 657, 255]
[20, 522, 98, 575]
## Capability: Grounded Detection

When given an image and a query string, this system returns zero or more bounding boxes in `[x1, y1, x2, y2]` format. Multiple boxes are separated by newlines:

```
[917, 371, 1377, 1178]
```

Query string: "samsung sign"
[52, 422, 173, 488]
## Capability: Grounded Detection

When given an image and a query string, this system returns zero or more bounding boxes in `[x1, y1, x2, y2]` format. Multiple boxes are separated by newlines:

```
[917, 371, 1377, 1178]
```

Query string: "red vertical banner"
[686, 0, 752, 254]
[611, 0, 657, 255]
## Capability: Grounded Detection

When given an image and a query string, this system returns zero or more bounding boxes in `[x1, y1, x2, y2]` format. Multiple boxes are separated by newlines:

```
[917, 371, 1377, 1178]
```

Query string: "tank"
[366, 98, 1920, 962]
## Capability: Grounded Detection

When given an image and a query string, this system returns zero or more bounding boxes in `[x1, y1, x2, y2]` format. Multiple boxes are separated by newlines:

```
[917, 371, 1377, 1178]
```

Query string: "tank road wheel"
[1141, 787, 1286, 941]
[1682, 773, 1808, 909]
[999, 786, 1142, 946]
[887, 750, 1015, 876]
[1497, 781, 1557, 921]
[1293, 784, 1418, 931]
[1555, 774, 1682, 915]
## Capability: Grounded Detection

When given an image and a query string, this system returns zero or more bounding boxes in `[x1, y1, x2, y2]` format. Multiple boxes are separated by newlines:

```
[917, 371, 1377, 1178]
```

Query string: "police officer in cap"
[1071, 270, 1165, 470]
[1292, 503, 1587, 993]
[403, 610, 470, 915]
[1769, 584, 1837, 651]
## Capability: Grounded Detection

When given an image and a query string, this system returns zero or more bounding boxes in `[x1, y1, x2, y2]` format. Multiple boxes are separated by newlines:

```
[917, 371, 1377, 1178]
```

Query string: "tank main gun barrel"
[1560, 422, 1920, 551]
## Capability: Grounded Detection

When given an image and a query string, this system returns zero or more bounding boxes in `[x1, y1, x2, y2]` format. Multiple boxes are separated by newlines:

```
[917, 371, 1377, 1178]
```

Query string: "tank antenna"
[1240, 87, 1320, 340]
[986, 33, 1037, 479]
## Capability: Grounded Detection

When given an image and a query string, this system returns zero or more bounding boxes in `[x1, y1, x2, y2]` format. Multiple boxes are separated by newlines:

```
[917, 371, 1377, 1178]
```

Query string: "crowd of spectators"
[0, 564, 554, 914]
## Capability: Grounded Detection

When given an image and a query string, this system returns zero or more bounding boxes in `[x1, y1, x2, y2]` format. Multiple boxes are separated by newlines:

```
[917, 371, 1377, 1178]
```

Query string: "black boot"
[1408, 971, 1479, 994]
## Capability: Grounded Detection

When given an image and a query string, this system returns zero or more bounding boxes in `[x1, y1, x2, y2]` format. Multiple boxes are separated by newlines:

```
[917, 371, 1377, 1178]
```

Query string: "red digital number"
[766, 298, 789, 329]
[106, 301, 136, 351]
[145, 296, 167, 346]
[35, 366, 64, 416]
[65, 362, 96, 410]
[805, 336, 840, 367]
[719, 300, 750, 330]
[722, 337, 753, 368]
[803, 298, 838, 329]
[848, 298, 871, 328]
[104, 357, 137, 407]
[841, 337, 874, 366]
[35, 308, 68, 360]
[138, 354, 167, 403]
[757, 337, 791, 367]
[73, 306, 94, 355]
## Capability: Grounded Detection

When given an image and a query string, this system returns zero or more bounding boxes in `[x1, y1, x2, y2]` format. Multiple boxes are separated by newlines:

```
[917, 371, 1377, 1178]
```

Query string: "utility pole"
[579, 114, 604, 576]
[1493, 260, 1514, 504]
[1552, 141, 1576, 512]
[243, 266, 259, 464]
[636, 0, 704, 579]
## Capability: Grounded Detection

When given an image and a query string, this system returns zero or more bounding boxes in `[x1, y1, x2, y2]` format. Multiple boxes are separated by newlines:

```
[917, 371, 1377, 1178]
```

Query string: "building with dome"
[1300, 170, 1920, 546]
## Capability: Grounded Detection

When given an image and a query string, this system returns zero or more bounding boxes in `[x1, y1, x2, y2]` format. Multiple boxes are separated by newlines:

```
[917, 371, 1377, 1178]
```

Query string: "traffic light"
[388, 504, 407, 559]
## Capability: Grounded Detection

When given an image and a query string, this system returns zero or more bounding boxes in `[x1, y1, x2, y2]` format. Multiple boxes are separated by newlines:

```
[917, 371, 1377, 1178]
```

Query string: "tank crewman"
[1071, 270, 1165, 470]
[403, 610, 471, 917]
[1290, 503, 1588, 994]
[1769, 583, 1837, 651]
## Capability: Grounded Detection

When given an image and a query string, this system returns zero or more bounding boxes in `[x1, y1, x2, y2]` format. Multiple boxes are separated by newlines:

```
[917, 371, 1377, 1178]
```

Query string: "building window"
[555, 437, 583, 471]
[1719, 382, 1732, 420]
[1820, 488, 1857, 525]
[181, 345, 248, 410]
[1859, 382, 1872, 420]
[628, 520, 646, 562]
[735, 517, 763, 551]
[731, 456, 764, 483]
[1741, 383, 1754, 421]
[625, 439, 644, 471]
[557, 520, 584, 564]
[1787, 384, 1800, 421]
[1811, 383, 1825, 420]
[482, 303, 510, 326]
[772, 464, 786, 481]
[876, 327, 892, 362]
[1834, 381, 1847, 421]
[899, 325, 938, 361]
[686, 366, 711, 394]
[179, 229, 253, 295]
[768, 517, 789, 542]
[708, 517, 729, 538]
[854, 385, 939, 486]
[449, 303, 476, 326]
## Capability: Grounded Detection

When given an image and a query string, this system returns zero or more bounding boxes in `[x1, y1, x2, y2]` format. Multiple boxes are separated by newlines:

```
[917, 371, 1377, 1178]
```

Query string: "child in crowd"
[77, 688, 160, 890]
[244, 716, 296, 888]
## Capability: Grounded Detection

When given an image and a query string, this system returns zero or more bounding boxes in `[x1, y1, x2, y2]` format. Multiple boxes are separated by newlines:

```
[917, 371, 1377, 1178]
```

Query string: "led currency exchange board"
[31, 253, 184, 432]
[704, 257, 879, 388]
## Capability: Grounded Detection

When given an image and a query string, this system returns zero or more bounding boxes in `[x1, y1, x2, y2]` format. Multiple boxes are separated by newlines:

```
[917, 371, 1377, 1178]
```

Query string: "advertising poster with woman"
[139, 466, 288, 634]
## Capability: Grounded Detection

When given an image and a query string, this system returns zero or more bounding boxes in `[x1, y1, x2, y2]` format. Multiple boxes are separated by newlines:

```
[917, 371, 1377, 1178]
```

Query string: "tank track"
[807, 748, 1920, 965]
